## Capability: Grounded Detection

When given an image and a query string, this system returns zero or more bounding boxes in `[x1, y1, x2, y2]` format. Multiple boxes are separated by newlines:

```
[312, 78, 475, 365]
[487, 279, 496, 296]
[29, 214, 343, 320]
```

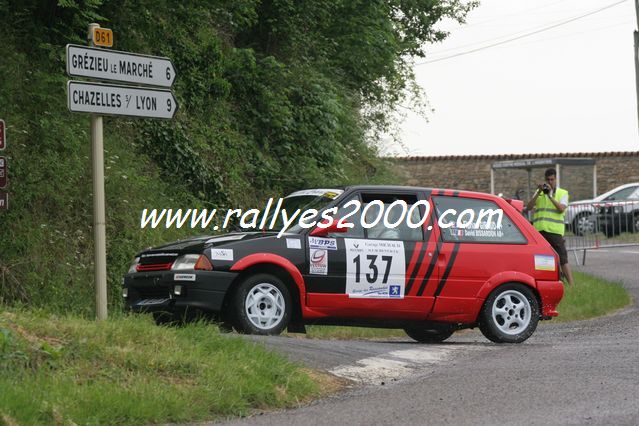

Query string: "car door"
[304, 189, 439, 320]
[602, 185, 639, 233]
[428, 194, 531, 323]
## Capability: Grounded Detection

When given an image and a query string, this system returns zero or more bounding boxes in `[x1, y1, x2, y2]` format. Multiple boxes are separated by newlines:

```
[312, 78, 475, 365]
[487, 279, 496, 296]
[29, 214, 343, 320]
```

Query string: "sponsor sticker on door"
[309, 248, 328, 275]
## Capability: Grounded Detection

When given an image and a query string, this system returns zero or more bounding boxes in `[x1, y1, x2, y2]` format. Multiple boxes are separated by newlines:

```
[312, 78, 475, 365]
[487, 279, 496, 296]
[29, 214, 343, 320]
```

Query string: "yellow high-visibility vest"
[532, 187, 568, 236]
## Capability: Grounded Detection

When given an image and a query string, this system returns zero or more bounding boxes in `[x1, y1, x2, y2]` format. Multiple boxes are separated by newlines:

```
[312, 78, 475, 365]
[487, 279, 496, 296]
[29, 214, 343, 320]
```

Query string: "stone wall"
[395, 152, 639, 202]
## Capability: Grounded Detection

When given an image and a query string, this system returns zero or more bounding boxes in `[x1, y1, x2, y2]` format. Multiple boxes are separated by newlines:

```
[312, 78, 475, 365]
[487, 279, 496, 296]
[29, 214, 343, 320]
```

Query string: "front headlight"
[171, 254, 200, 270]
[128, 257, 140, 274]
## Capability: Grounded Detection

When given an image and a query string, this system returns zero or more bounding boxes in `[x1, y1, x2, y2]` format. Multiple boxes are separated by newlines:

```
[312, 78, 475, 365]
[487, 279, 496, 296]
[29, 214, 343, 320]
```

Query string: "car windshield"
[261, 189, 342, 233]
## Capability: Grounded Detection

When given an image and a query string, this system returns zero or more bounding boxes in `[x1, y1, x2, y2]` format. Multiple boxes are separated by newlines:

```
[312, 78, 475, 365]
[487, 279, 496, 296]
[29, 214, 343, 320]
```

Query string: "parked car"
[565, 183, 639, 236]
[123, 186, 564, 344]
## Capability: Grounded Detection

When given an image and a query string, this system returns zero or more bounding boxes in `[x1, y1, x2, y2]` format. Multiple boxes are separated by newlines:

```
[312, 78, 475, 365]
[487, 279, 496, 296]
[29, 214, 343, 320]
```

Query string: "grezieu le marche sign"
[66, 45, 176, 88]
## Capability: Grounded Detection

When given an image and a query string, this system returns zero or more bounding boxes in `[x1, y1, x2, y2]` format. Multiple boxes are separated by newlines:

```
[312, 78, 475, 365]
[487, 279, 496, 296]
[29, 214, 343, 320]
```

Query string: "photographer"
[526, 168, 575, 286]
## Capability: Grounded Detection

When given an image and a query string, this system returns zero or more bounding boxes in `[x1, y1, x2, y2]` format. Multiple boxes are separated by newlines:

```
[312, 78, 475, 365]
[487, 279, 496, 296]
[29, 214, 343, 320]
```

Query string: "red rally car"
[123, 186, 564, 343]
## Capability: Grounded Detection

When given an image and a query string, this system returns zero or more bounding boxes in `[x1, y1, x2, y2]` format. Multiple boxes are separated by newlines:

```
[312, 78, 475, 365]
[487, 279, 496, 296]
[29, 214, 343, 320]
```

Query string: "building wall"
[395, 152, 639, 202]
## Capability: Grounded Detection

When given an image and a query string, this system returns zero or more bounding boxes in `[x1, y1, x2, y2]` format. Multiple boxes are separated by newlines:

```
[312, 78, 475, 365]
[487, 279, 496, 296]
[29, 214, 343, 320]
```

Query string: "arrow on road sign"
[66, 45, 176, 88]
[67, 81, 178, 119]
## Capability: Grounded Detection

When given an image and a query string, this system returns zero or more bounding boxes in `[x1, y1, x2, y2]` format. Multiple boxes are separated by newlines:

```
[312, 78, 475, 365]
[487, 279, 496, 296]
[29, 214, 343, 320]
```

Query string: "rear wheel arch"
[477, 272, 536, 299]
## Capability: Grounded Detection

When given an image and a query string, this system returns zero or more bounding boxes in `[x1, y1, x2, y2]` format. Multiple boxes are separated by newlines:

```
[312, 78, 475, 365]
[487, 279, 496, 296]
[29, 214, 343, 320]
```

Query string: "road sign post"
[0, 193, 7, 210]
[87, 23, 108, 321]
[68, 23, 177, 320]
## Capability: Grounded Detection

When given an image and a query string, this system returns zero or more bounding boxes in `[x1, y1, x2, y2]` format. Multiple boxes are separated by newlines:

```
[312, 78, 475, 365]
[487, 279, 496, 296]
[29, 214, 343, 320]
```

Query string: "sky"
[393, 0, 639, 156]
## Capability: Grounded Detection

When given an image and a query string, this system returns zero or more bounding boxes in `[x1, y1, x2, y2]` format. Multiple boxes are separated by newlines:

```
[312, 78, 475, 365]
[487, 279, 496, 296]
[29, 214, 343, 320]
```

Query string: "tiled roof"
[395, 151, 639, 161]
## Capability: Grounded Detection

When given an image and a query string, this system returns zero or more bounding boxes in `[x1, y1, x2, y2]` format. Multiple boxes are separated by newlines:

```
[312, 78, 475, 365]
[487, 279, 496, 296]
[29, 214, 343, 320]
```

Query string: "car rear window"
[433, 196, 527, 244]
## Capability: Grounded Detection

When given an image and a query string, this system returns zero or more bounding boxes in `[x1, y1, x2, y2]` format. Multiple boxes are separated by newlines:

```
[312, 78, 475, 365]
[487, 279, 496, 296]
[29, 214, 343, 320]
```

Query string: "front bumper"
[123, 270, 238, 314]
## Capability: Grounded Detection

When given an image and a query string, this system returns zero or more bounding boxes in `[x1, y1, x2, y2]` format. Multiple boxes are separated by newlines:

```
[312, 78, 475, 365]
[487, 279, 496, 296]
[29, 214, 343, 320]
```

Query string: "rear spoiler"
[505, 199, 524, 213]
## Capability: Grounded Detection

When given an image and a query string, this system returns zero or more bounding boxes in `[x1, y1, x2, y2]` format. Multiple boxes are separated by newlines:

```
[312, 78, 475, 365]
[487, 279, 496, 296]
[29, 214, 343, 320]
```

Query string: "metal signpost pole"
[67, 24, 177, 319]
[89, 23, 108, 320]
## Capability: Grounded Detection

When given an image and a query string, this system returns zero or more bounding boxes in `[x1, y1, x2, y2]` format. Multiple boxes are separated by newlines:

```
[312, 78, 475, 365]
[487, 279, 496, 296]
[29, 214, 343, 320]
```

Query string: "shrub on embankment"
[0, 1, 475, 314]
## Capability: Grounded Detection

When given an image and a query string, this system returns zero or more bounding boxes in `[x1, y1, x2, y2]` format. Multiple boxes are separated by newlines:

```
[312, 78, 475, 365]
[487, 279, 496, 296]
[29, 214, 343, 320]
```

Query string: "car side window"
[328, 196, 365, 239]
[605, 186, 638, 201]
[433, 196, 527, 244]
[627, 187, 639, 200]
[360, 193, 424, 241]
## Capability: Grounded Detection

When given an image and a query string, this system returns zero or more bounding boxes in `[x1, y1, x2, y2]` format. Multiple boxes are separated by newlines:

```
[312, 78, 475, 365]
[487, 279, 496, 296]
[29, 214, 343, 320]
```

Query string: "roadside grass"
[0, 310, 330, 425]
[554, 271, 631, 322]
[298, 271, 631, 338]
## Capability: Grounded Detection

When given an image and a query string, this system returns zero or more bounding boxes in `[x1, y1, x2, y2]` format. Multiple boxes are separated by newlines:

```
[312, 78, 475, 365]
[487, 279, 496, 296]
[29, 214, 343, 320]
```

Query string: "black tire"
[404, 327, 454, 343]
[231, 273, 291, 335]
[478, 283, 539, 344]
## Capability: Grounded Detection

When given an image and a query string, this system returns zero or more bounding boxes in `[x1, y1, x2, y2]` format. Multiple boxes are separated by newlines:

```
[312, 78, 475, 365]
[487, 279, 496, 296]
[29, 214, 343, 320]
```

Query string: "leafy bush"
[0, 0, 474, 315]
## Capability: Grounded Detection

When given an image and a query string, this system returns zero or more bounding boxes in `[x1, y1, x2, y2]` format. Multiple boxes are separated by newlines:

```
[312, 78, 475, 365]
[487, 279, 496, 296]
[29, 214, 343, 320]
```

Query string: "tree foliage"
[0, 0, 475, 313]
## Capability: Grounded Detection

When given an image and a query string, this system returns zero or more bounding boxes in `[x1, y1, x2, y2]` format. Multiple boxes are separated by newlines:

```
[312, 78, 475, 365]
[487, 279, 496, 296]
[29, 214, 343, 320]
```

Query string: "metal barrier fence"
[563, 200, 639, 265]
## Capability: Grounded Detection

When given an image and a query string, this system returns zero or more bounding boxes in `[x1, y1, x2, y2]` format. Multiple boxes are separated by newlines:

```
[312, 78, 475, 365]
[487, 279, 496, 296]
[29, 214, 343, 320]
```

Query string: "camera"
[541, 183, 551, 194]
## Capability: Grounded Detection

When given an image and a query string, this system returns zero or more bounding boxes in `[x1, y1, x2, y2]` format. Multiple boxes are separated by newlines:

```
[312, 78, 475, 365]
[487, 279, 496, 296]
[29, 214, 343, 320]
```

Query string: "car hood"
[141, 232, 287, 255]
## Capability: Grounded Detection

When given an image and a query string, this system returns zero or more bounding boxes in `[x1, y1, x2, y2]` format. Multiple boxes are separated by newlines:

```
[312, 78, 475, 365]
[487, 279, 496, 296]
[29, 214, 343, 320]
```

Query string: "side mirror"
[310, 220, 349, 237]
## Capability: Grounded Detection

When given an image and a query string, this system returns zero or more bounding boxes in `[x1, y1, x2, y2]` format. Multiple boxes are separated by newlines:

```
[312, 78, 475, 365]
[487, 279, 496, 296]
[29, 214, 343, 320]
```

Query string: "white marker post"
[89, 23, 108, 321]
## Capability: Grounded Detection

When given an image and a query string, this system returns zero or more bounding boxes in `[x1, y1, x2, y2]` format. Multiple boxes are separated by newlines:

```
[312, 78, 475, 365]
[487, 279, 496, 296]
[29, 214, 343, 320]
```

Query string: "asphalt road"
[218, 247, 639, 425]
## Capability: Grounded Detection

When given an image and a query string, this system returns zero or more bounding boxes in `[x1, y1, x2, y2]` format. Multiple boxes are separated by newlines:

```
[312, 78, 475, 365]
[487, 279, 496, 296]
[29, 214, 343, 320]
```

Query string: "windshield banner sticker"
[345, 239, 405, 298]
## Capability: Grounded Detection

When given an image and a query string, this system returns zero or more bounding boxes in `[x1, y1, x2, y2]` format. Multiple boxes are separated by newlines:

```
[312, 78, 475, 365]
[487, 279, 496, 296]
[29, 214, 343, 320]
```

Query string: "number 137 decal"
[353, 255, 392, 284]
[345, 239, 406, 298]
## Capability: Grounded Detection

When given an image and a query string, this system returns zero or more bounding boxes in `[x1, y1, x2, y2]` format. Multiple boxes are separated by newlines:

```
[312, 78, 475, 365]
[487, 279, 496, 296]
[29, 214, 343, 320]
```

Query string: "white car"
[565, 183, 639, 235]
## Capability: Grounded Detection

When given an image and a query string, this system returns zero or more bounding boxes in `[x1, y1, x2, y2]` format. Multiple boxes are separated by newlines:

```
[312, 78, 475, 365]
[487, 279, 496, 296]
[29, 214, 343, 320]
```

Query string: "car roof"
[592, 182, 639, 201]
[341, 185, 501, 199]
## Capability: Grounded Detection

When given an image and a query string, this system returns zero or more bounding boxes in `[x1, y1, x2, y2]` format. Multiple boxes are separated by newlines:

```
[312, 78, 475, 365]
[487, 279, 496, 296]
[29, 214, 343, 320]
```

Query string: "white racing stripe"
[329, 346, 484, 385]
